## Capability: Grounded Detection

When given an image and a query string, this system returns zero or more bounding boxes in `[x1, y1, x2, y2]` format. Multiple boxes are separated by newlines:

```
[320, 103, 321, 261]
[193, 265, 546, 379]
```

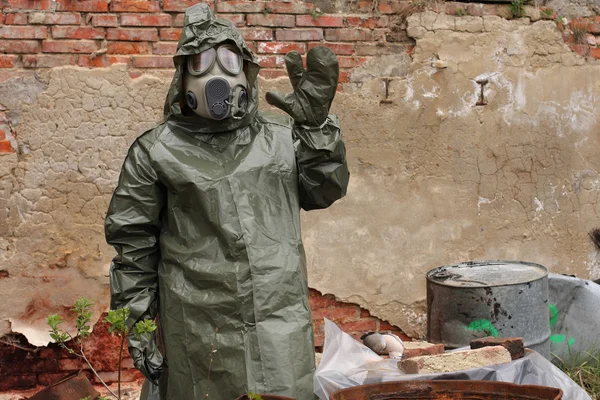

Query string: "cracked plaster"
[2, 13, 600, 341]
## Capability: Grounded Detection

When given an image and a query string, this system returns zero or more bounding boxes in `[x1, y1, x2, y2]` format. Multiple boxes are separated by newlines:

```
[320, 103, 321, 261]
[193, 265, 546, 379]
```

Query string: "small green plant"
[555, 349, 600, 398]
[510, 0, 526, 18]
[48, 298, 157, 400]
[247, 392, 264, 400]
[571, 20, 590, 44]
[456, 8, 465, 16]
[310, 6, 323, 20]
[541, 8, 554, 19]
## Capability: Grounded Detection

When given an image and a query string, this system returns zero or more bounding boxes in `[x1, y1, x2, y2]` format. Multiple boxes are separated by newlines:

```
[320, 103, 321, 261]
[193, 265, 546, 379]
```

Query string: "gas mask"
[183, 45, 249, 121]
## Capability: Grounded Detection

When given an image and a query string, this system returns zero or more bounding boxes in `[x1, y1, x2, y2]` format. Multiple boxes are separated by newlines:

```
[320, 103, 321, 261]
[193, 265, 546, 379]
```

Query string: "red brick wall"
[0, 317, 143, 392]
[0, 0, 414, 153]
[0, 288, 408, 392]
[0, 1, 412, 76]
[309, 288, 410, 348]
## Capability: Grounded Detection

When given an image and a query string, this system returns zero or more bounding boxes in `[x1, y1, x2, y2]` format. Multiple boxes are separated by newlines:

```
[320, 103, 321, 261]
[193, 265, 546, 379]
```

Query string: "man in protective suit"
[105, 3, 349, 399]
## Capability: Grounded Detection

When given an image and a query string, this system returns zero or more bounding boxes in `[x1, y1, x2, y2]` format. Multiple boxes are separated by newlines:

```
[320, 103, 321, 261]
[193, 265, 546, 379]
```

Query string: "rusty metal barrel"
[426, 260, 550, 357]
[329, 380, 562, 400]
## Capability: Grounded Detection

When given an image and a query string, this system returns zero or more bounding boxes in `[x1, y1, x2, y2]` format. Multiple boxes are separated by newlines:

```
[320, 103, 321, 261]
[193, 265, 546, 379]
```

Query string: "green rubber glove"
[265, 46, 340, 127]
[128, 330, 164, 385]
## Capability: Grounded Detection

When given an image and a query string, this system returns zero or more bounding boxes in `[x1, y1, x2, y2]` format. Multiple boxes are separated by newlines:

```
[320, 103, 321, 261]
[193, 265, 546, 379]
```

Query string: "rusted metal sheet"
[426, 260, 550, 357]
[28, 370, 100, 400]
[329, 380, 563, 400]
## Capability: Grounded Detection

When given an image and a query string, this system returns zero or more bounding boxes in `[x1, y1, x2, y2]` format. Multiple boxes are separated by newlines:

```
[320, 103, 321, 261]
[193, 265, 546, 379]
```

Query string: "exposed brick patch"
[51, 26, 106, 40]
[22, 54, 77, 67]
[42, 40, 99, 53]
[238, 28, 274, 41]
[106, 28, 159, 41]
[265, 1, 315, 14]
[2, 0, 55, 11]
[256, 54, 285, 68]
[309, 289, 410, 347]
[0, 373, 37, 390]
[257, 41, 305, 54]
[325, 28, 373, 42]
[0, 139, 15, 152]
[346, 16, 390, 29]
[131, 55, 173, 68]
[276, 28, 323, 41]
[337, 56, 369, 68]
[378, 0, 412, 14]
[5, 13, 29, 25]
[0, 40, 40, 54]
[29, 12, 81, 25]
[0, 315, 142, 390]
[172, 13, 185, 27]
[308, 42, 355, 55]
[220, 14, 246, 27]
[247, 14, 295, 28]
[110, 0, 161, 13]
[162, 0, 213, 13]
[158, 28, 182, 41]
[216, 1, 266, 13]
[55, 0, 109, 13]
[296, 15, 345, 28]
[107, 41, 150, 54]
[120, 13, 172, 27]
[78, 54, 130, 67]
[152, 41, 178, 55]
[89, 14, 119, 27]
[0, 26, 47, 39]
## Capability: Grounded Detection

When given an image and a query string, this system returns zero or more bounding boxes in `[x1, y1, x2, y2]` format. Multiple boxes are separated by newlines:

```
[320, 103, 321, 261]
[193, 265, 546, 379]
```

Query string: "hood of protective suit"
[164, 3, 259, 134]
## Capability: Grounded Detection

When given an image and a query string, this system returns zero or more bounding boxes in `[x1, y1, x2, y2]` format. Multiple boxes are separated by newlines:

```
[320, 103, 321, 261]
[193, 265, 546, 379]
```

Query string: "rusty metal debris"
[329, 380, 563, 400]
[28, 370, 100, 400]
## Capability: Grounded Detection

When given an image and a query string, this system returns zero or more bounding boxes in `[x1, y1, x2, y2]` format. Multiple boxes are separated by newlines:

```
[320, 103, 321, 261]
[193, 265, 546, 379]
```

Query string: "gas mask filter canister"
[183, 45, 249, 120]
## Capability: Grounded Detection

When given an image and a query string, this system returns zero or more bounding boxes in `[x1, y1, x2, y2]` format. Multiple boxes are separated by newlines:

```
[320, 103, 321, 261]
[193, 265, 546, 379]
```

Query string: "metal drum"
[427, 260, 550, 357]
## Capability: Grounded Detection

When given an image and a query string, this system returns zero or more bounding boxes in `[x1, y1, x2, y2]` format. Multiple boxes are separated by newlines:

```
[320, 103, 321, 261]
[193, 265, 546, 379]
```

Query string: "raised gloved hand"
[265, 46, 339, 127]
[128, 329, 164, 385]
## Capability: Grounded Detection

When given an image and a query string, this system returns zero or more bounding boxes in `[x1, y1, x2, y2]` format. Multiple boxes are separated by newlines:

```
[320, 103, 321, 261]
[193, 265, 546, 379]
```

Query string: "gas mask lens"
[187, 46, 242, 77]
[189, 49, 215, 76]
[217, 46, 242, 75]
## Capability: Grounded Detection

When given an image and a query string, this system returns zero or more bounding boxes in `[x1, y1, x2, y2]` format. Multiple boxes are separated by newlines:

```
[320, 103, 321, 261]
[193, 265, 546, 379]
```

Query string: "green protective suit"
[105, 3, 349, 400]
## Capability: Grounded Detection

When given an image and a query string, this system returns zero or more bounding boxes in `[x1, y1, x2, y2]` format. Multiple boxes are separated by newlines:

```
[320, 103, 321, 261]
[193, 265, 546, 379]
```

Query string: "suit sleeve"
[105, 139, 165, 327]
[294, 114, 350, 211]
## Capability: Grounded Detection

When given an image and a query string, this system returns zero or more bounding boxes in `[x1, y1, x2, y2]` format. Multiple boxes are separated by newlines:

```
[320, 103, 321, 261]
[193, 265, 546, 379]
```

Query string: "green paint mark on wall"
[468, 319, 499, 337]
[568, 338, 575, 346]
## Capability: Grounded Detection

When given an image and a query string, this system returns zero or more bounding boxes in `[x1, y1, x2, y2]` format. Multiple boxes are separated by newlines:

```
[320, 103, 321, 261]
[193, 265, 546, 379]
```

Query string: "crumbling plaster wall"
[1, 11, 600, 342]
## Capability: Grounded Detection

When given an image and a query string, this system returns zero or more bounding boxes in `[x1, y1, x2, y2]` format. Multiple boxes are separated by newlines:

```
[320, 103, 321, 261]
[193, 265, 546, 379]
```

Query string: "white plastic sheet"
[314, 319, 591, 400]
[548, 274, 600, 364]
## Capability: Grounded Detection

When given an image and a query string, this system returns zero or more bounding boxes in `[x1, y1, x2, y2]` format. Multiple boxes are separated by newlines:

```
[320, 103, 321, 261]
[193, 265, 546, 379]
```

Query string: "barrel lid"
[426, 260, 548, 287]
